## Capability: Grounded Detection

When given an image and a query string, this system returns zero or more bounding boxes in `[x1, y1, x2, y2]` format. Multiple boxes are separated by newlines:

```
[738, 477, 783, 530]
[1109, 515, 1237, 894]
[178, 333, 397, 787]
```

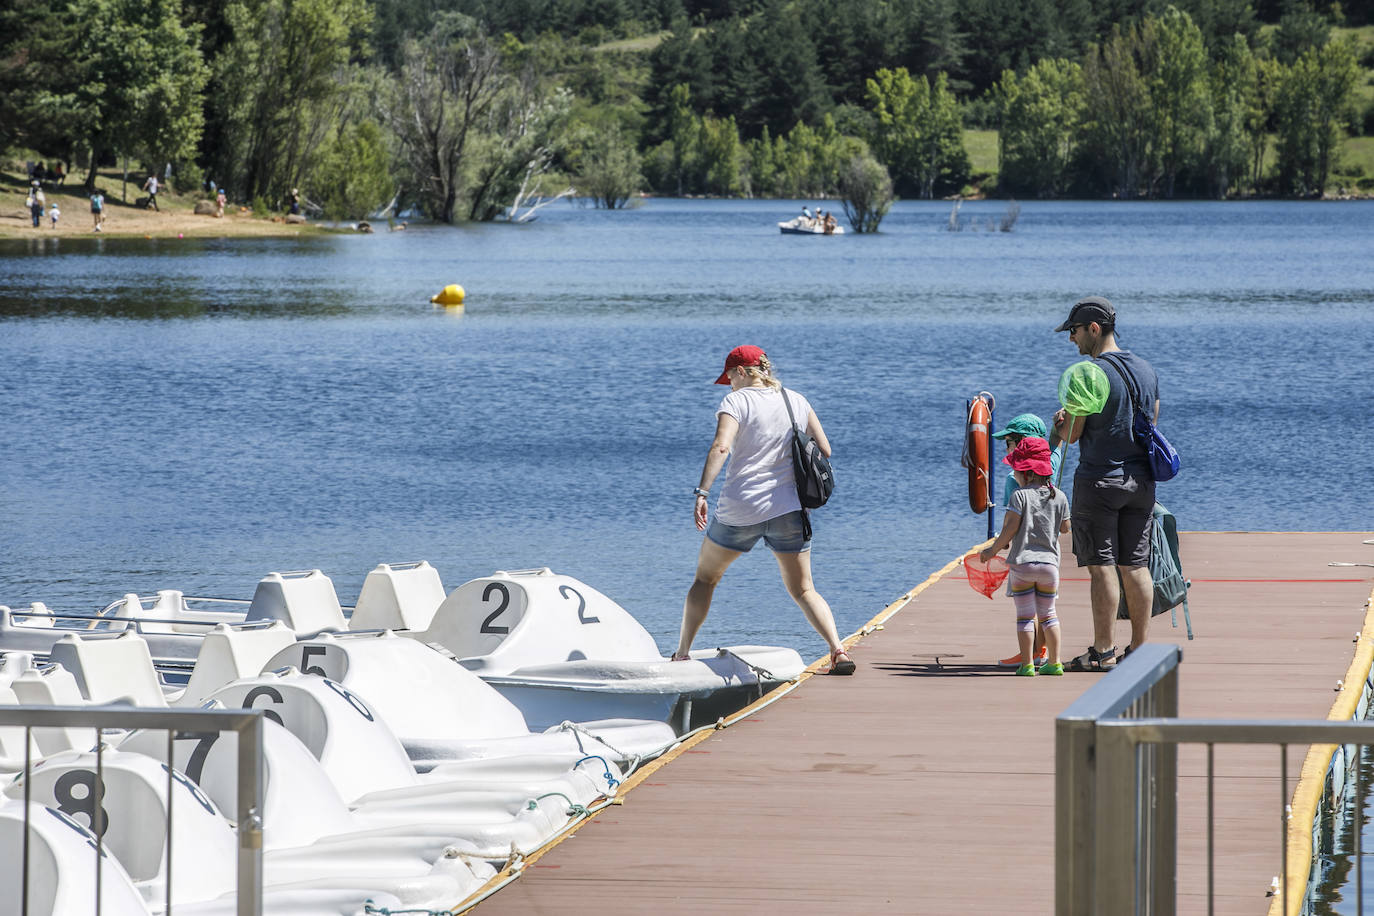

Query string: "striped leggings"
[1008, 561, 1060, 633]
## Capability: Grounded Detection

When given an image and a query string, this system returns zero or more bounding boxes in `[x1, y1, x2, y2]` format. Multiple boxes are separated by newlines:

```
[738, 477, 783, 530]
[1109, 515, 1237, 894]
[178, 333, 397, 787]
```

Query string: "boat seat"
[207, 671, 418, 804]
[412, 569, 663, 675]
[14, 603, 55, 626]
[176, 622, 296, 707]
[0, 685, 42, 772]
[245, 570, 347, 635]
[49, 632, 169, 707]
[8, 748, 238, 902]
[351, 562, 446, 632]
[0, 798, 152, 916]
[10, 662, 91, 755]
[263, 631, 530, 744]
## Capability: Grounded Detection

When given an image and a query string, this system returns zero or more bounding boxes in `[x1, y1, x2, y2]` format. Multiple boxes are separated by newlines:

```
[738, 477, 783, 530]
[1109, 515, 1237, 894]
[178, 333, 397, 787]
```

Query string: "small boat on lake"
[778, 215, 843, 235]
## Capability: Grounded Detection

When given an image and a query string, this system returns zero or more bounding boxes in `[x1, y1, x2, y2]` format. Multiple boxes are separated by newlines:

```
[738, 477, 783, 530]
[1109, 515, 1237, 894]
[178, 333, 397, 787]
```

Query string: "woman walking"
[674, 345, 855, 675]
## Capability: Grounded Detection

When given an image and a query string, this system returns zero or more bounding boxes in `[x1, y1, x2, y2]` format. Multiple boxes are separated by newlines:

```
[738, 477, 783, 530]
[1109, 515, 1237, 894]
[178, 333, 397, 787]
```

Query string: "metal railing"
[0, 705, 265, 916]
[1057, 642, 1374, 915]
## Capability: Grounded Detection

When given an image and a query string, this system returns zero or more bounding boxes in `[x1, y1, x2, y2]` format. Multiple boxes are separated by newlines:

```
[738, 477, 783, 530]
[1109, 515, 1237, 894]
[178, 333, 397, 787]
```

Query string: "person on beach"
[48, 201, 59, 228]
[1050, 296, 1160, 671]
[990, 413, 1062, 669]
[90, 189, 105, 230]
[215, 187, 226, 218]
[674, 345, 855, 675]
[142, 174, 159, 210]
[27, 182, 45, 227]
[979, 437, 1070, 676]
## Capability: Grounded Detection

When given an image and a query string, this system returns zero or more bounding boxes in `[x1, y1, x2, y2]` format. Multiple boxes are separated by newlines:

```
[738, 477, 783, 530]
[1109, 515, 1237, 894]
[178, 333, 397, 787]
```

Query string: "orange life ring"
[964, 395, 993, 514]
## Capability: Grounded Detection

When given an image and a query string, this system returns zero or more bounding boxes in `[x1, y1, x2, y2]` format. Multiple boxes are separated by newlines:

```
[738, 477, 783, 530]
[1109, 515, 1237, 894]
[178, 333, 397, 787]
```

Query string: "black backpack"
[780, 388, 834, 509]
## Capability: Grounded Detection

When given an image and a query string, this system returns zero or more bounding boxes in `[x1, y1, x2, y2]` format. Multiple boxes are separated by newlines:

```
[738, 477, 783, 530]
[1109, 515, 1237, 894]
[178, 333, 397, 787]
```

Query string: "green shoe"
[1016, 663, 1037, 677]
[1037, 662, 1065, 676]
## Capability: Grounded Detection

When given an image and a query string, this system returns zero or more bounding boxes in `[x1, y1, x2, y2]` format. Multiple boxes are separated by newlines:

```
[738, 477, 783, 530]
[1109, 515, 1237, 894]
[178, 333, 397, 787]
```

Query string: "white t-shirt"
[714, 386, 812, 526]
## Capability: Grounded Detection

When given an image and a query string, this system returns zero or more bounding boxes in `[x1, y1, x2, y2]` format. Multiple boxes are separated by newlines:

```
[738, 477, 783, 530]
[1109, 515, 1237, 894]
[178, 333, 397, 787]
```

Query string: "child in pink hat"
[978, 437, 1071, 676]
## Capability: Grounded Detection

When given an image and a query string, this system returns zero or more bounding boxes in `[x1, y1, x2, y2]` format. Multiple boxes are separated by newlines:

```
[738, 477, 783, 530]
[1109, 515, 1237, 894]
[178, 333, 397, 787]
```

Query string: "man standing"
[142, 174, 160, 210]
[1051, 296, 1159, 671]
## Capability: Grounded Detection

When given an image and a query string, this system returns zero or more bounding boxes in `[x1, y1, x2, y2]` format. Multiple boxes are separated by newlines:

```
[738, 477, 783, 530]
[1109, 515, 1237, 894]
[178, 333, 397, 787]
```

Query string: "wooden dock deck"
[472, 531, 1374, 914]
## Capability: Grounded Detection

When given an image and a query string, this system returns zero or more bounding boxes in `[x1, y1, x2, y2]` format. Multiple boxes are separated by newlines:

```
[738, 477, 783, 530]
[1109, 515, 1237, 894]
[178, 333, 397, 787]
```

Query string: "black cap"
[1054, 296, 1116, 332]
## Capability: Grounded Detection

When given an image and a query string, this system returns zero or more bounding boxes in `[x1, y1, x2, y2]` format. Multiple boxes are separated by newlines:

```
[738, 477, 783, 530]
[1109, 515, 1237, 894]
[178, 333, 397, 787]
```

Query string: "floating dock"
[470, 531, 1374, 914]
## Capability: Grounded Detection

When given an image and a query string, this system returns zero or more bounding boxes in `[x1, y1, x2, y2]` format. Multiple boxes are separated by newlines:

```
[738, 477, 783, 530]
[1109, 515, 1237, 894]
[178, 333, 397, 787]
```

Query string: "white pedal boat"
[406, 568, 805, 732]
[778, 216, 844, 235]
[5, 749, 491, 911]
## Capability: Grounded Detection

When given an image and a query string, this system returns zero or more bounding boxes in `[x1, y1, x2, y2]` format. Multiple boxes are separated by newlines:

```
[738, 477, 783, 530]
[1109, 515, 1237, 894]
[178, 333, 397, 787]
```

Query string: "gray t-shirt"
[1007, 484, 1070, 567]
[1076, 349, 1159, 479]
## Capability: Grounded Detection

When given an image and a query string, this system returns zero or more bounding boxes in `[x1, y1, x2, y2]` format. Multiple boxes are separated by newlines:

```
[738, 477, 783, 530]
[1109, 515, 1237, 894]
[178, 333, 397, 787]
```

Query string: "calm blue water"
[1, 199, 1371, 656]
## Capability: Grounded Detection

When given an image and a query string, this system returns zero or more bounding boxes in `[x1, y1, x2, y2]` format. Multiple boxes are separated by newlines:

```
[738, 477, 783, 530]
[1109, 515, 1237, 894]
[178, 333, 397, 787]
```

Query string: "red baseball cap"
[1003, 436, 1054, 477]
[714, 345, 766, 384]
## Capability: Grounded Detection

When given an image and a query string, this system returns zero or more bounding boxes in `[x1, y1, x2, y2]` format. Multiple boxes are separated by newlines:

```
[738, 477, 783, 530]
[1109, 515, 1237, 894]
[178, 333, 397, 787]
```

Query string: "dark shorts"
[1071, 473, 1155, 568]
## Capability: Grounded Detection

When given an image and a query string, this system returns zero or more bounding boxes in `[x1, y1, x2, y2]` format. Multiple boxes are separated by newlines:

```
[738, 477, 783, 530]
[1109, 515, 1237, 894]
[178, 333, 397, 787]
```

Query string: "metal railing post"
[1056, 712, 1097, 915]
[237, 712, 264, 916]
[1094, 721, 1139, 914]
[1151, 663, 1178, 915]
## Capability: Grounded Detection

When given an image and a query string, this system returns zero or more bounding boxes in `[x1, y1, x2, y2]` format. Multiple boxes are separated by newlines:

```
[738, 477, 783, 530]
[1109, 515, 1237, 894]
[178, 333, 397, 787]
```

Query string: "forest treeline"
[1, 0, 1370, 223]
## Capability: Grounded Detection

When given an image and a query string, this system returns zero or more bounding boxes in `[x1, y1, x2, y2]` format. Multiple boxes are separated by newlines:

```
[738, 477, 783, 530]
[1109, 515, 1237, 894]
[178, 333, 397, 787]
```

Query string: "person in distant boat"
[978, 437, 1070, 677]
[674, 345, 855, 675]
[823, 211, 837, 233]
[990, 413, 1062, 669]
[1050, 296, 1160, 671]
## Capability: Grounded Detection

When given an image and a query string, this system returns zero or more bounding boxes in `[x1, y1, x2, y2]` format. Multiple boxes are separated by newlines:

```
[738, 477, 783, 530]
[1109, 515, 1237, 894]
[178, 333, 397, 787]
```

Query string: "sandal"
[670, 652, 692, 661]
[1066, 646, 1116, 672]
[828, 648, 856, 676]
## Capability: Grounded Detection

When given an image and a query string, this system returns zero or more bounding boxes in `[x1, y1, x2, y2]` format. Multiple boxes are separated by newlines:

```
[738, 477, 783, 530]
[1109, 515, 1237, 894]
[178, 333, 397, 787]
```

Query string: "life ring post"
[962, 391, 997, 539]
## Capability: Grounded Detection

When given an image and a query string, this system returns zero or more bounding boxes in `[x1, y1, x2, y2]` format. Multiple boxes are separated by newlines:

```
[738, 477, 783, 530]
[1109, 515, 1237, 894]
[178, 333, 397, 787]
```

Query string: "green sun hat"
[1058, 360, 1110, 415]
[991, 413, 1048, 440]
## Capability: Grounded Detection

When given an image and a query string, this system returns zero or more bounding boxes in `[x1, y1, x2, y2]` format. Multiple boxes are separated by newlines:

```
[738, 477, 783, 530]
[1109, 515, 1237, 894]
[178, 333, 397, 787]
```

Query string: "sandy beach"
[1, 175, 331, 240]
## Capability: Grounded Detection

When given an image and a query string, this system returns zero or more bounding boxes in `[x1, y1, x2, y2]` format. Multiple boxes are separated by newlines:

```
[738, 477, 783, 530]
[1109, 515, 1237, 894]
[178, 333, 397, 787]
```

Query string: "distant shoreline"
[1, 174, 329, 240]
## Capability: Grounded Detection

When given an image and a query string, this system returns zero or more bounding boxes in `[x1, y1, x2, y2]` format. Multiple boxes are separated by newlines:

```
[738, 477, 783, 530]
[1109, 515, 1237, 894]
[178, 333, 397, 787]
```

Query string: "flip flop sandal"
[1068, 646, 1116, 672]
[829, 648, 857, 676]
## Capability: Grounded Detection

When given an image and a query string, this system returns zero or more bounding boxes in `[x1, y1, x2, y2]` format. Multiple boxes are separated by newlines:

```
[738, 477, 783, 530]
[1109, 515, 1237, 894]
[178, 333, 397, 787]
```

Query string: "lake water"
[1, 198, 1372, 658]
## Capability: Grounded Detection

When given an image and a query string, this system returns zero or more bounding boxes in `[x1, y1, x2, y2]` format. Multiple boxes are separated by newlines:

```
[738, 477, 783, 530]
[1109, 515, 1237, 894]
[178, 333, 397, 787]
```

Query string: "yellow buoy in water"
[431, 284, 465, 307]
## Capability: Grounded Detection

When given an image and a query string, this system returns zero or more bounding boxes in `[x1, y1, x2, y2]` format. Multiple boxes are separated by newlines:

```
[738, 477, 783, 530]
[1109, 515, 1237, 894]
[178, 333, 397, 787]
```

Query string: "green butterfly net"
[1058, 360, 1110, 416]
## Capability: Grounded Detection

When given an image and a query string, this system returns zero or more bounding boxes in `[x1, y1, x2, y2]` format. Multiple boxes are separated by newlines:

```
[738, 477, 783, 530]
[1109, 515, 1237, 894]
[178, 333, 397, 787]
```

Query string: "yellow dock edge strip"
[453, 545, 980, 913]
[1269, 583, 1374, 916]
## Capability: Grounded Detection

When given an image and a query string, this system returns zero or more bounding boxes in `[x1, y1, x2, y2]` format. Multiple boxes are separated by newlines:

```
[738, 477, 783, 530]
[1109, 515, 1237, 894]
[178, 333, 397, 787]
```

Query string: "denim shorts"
[706, 511, 811, 554]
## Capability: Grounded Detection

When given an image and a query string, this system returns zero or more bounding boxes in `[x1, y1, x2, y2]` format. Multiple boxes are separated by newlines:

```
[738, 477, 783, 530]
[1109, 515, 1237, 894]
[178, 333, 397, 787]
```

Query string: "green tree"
[35, 0, 209, 190]
[700, 115, 744, 194]
[464, 82, 573, 221]
[863, 67, 969, 198]
[311, 119, 393, 219]
[1080, 22, 1155, 197]
[837, 150, 894, 232]
[378, 19, 506, 222]
[575, 124, 644, 207]
[1202, 33, 1259, 197]
[1145, 8, 1212, 198]
[995, 58, 1083, 198]
[1272, 38, 1361, 195]
[212, 0, 371, 203]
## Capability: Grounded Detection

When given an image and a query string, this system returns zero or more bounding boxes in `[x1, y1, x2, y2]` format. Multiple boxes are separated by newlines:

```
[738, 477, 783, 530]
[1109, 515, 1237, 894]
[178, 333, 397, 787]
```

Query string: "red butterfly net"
[962, 554, 1009, 599]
